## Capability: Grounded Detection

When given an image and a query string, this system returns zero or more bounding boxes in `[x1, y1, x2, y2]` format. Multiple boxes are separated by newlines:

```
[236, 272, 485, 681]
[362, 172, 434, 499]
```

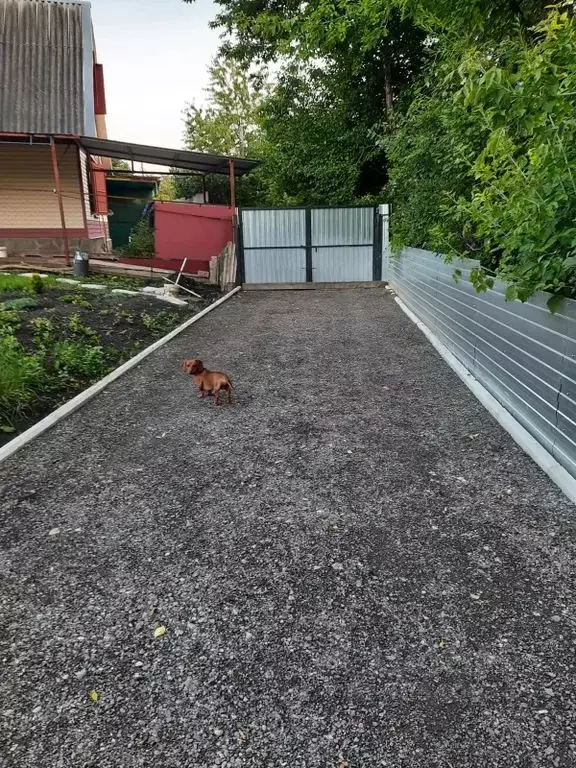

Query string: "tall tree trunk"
[383, 61, 394, 119]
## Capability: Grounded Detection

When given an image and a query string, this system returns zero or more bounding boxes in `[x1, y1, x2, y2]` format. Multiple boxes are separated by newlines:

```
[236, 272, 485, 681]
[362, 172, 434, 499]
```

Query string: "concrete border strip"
[395, 296, 576, 506]
[0, 287, 241, 465]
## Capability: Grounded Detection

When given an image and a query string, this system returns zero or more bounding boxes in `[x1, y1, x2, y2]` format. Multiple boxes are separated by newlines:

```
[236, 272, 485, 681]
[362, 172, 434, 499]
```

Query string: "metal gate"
[239, 205, 388, 284]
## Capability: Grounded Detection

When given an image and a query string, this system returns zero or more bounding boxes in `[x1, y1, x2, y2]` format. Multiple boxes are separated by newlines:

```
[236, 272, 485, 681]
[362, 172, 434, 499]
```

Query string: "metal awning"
[78, 136, 260, 176]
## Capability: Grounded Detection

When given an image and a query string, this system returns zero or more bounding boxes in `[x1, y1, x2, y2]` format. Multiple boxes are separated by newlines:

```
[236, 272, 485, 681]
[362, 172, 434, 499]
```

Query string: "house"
[0, 0, 110, 260]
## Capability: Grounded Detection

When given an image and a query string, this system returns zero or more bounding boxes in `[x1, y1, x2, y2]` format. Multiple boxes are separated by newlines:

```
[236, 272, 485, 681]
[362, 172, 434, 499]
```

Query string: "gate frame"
[237, 204, 384, 286]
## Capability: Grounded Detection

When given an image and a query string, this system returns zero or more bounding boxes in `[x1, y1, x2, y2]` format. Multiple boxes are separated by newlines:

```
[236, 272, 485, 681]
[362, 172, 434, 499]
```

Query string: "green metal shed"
[106, 176, 158, 250]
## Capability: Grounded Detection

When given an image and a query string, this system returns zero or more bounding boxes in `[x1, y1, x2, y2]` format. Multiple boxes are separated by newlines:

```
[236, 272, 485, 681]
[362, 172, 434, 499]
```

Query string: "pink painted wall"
[154, 202, 234, 269]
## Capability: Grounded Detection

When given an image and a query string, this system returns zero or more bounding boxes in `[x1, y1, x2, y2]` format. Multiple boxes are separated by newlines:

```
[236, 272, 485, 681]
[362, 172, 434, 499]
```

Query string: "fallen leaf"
[48, 527, 60, 536]
[154, 625, 167, 638]
[470, 593, 482, 601]
[0, 425, 15, 434]
[237, 729, 247, 745]
[88, 689, 100, 702]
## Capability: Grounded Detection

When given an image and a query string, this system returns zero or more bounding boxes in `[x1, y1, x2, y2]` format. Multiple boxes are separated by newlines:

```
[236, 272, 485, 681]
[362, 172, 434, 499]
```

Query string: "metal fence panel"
[391, 248, 576, 481]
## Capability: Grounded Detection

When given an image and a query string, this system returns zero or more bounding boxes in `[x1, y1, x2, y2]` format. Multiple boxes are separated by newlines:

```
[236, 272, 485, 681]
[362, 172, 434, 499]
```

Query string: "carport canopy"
[78, 136, 260, 176]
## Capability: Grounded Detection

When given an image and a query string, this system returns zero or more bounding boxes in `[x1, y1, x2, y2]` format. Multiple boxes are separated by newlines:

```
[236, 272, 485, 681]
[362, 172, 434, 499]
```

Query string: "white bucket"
[0, 247, 7, 259]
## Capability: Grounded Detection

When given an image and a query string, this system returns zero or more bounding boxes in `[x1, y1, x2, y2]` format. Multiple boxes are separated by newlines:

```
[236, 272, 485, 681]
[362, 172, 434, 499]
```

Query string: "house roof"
[0, 0, 95, 135]
[79, 136, 261, 177]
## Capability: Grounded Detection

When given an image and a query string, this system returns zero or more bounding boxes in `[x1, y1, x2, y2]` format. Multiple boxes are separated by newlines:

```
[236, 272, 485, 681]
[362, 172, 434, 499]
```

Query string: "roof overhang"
[78, 136, 260, 177]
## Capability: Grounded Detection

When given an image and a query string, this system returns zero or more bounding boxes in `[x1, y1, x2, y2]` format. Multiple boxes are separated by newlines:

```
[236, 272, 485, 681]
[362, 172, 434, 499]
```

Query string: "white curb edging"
[0, 286, 241, 464]
[395, 296, 576, 506]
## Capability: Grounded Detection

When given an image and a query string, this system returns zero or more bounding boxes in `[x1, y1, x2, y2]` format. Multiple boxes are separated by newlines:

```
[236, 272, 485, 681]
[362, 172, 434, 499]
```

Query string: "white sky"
[90, 0, 221, 150]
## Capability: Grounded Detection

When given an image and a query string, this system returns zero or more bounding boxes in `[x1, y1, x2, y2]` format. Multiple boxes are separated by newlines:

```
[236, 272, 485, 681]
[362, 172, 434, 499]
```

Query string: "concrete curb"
[395, 296, 576, 506]
[0, 287, 241, 465]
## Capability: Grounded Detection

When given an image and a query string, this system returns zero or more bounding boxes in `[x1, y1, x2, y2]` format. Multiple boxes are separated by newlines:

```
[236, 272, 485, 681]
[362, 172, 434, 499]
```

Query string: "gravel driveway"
[1, 289, 575, 768]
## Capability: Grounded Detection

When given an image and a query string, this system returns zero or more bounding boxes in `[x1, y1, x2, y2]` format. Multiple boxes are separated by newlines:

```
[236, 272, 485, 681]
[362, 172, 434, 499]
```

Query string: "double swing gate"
[238, 205, 388, 285]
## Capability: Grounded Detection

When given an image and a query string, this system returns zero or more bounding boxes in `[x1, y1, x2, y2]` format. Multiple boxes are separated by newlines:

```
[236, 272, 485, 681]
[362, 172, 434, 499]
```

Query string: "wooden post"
[202, 175, 207, 204]
[50, 137, 70, 266]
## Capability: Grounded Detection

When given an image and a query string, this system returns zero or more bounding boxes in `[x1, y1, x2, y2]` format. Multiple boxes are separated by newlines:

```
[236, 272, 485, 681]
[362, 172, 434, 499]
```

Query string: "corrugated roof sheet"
[0, 0, 87, 134]
[79, 137, 261, 176]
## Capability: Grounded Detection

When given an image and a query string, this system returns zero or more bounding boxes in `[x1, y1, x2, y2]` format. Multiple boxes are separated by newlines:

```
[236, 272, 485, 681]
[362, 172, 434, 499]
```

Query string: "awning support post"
[50, 137, 70, 266]
[228, 159, 236, 210]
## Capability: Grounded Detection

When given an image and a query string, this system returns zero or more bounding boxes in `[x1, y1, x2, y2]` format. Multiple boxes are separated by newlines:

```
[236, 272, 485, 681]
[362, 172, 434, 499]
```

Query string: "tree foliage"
[172, 58, 266, 205]
[181, 0, 576, 302]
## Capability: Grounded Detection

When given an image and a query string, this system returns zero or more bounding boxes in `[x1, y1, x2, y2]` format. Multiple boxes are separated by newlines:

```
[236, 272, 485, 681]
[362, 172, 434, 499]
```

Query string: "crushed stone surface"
[1, 289, 575, 768]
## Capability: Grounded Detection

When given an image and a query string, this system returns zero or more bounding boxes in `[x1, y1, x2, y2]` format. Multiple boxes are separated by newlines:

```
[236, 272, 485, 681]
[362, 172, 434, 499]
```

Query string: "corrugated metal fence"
[239, 205, 382, 284]
[390, 247, 576, 480]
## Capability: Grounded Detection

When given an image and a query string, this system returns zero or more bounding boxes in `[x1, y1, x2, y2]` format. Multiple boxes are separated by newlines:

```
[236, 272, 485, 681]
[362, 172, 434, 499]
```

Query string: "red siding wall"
[154, 202, 234, 270]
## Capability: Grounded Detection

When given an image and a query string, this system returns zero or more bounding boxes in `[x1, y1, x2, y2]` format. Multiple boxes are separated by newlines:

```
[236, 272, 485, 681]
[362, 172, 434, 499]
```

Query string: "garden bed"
[0, 272, 219, 444]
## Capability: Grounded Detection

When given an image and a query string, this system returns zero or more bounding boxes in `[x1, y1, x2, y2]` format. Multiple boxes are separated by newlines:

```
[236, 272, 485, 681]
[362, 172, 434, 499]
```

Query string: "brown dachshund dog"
[183, 359, 233, 405]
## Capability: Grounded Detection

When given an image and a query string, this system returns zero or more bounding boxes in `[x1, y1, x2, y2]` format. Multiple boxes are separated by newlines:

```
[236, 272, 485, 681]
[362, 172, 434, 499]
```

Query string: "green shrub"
[58, 294, 94, 309]
[127, 220, 154, 257]
[52, 341, 107, 381]
[2, 297, 39, 311]
[30, 274, 44, 294]
[0, 310, 21, 337]
[66, 313, 99, 341]
[30, 317, 55, 348]
[140, 310, 180, 335]
[0, 336, 47, 429]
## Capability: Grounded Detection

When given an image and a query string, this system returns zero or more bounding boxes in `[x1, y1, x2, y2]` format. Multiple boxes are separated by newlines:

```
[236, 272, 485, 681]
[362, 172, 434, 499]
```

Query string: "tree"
[173, 57, 267, 206]
[183, 58, 265, 156]
[111, 158, 130, 171]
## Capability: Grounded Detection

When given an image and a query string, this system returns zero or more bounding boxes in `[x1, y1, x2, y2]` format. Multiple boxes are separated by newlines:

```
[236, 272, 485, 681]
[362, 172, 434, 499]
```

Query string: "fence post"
[379, 204, 390, 282]
[372, 206, 383, 281]
[305, 208, 313, 283]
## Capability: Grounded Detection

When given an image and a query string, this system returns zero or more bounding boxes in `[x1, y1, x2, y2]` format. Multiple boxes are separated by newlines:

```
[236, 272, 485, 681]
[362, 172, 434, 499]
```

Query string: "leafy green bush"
[30, 274, 44, 294]
[387, 9, 576, 306]
[58, 294, 94, 309]
[0, 336, 47, 430]
[140, 310, 180, 335]
[0, 310, 21, 337]
[52, 341, 107, 381]
[2, 297, 39, 311]
[127, 220, 154, 257]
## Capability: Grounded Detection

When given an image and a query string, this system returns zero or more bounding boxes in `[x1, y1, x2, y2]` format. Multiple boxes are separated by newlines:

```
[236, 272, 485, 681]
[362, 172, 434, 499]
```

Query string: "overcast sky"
[90, 0, 221, 150]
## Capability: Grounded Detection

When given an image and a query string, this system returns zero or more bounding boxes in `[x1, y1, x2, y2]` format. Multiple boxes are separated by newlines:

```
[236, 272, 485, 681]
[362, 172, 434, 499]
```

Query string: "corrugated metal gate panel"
[312, 246, 373, 282]
[310, 207, 374, 281]
[311, 207, 373, 246]
[391, 247, 576, 481]
[241, 208, 306, 283]
[242, 209, 305, 248]
[245, 248, 307, 283]
[240, 206, 381, 284]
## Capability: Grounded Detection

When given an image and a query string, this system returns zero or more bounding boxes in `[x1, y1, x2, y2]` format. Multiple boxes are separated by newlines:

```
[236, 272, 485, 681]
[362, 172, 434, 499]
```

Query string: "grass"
[0, 273, 58, 294]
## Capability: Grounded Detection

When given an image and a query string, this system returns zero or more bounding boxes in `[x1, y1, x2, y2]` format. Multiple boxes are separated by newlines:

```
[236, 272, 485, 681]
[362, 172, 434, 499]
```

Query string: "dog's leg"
[214, 388, 220, 406]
